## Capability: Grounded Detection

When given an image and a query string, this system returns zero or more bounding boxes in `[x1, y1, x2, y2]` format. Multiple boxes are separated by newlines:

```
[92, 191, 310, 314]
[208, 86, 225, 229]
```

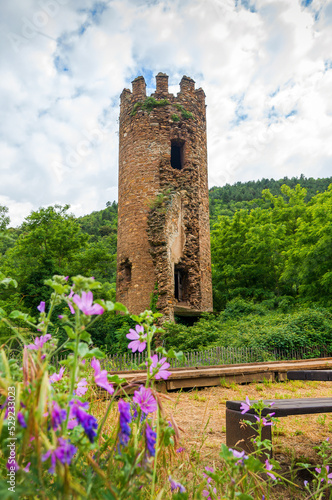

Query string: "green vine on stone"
[130, 97, 170, 116]
[175, 103, 194, 120]
[171, 114, 180, 122]
[149, 282, 159, 313]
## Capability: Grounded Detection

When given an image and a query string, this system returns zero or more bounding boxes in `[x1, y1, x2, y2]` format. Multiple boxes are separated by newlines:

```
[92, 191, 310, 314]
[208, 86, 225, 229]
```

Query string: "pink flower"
[240, 396, 251, 414]
[67, 289, 75, 314]
[26, 334, 52, 350]
[91, 358, 114, 394]
[149, 354, 171, 380]
[49, 367, 65, 384]
[23, 462, 31, 472]
[254, 413, 275, 426]
[37, 301, 45, 313]
[133, 386, 157, 414]
[74, 378, 88, 397]
[126, 325, 147, 352]
[265, 459, 276, 480]
[72, 291, 104, 316]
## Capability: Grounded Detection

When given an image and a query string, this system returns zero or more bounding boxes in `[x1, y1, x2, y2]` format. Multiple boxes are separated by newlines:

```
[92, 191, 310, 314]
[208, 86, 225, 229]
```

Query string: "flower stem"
[150, 406, 160, 500]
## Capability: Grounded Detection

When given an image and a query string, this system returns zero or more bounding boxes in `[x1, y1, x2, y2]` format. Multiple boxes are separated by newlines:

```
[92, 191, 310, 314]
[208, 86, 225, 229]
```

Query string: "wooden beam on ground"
[112, 357, 332, 392]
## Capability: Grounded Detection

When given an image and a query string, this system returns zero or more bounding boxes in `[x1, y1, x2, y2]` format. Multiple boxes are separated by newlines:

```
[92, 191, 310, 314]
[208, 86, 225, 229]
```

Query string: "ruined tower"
[116, 73, 213, 321]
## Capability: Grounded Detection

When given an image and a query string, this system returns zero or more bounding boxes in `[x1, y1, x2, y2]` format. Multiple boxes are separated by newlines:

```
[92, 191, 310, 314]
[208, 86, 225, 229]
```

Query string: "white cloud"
[0, 0, 331, 227]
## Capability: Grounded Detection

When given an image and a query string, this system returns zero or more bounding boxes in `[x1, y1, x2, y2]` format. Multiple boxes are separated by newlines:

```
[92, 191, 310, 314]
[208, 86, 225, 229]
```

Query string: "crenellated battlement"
[120, 73, 205, 108]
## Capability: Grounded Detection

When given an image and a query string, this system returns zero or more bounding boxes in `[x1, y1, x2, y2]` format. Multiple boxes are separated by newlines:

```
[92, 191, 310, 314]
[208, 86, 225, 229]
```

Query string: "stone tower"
[116, 72, 213, 321]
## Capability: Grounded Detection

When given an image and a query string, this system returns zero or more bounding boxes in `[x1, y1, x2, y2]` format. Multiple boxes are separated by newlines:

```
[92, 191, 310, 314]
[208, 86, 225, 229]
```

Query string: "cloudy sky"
[1, 0, 332, 226]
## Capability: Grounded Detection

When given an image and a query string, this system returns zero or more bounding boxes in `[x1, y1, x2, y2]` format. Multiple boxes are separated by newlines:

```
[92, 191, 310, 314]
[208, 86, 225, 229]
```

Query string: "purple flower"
[74, 378, 88, 397]
[118, 399, 132, 446]
[145, 423, 156, 457]
[327, 466, 332, 484]
[51, 401, 66, 430]
[169, 476, 186, 493]
[37, 301, 45, 313]
[91, 358, 114, 394]
[69, 399, 98, 442]
[265, 459, 276, 480]
[304, 480, 308, 487]
[229, 448, 248, 460]
[126, 325, 147, 353]
[240, 396, 251, 414]
[202, 487, 217, 499]
[254, 413, 275, 426]
[42, 438, 77, 474]
[149, 354, 171, 380]
[72, 291, 104, 316]
[49, 367, 65, 384]
[26, 334, 52, 350]
[23, 462, 31, 472]
[65, 276, 69, 281]
[176, 447, 185, 453]
[6, 460, 19, 472]
[67, 289, 75, 314]
[133, 386, 157, 414]
[17, 411, 27, 428]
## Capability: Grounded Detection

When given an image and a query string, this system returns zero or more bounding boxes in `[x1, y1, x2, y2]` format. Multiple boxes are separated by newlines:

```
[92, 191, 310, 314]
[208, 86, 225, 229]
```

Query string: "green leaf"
[0, 307, 6, 318]
[235, 494, 254, 500]
[83, 347, 105, 359]
[60, 356, 74, 367]
[66, 342, 76, 351]
[155, 346, 168, 357]
[63, 325, 76, 339]
[0, 276, 17, 289]
[77, 342, 89, 358]
[114, 302, 128, 313]
[104, 301, 115, 311]
[9, 310, 30, 321]
[80, 330, 92, 343]
[108, 374, 127, 384]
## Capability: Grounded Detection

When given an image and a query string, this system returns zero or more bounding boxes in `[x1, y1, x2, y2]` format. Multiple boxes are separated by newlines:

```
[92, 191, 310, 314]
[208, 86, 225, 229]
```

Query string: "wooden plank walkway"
[114, 357, 332, 391]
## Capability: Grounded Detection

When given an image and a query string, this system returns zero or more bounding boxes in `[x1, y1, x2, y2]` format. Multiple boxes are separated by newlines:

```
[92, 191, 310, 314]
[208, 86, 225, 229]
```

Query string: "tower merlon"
[131, 76, 146, 100]
[179, 75, 195, 94]
[155, 72, 169, 95]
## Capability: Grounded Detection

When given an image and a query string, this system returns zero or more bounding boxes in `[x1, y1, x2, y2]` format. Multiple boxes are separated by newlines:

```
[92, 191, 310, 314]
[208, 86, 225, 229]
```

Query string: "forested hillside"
[1, 175, 332, 353]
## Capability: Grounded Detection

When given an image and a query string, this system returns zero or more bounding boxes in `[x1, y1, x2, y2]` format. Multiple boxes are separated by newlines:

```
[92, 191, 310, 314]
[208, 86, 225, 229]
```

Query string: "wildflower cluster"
[0, 275, 181, 498]
[1, 273, 331, 499]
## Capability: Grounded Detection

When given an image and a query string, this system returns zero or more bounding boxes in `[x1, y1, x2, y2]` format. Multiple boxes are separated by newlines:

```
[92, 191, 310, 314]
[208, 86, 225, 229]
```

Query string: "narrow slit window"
[171, 140, 184, 170]
[120, 259, 132, 284]
[124, 263, 131, 283]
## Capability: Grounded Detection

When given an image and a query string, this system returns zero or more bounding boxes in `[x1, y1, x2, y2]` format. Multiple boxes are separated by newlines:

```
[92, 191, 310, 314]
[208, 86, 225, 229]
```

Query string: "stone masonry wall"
[116, 73, 213, 319]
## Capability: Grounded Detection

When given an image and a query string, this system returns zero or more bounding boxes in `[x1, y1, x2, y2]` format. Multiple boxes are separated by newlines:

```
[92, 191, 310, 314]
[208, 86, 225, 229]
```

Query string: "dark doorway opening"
[174, 266, 187, 301]
[171, 140, 184, 170]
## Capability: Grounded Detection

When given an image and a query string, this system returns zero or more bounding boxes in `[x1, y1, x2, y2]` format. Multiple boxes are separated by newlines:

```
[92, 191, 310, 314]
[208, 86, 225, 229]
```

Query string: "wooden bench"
[287, 370, 332, 381]
[226, 398, 332, 455]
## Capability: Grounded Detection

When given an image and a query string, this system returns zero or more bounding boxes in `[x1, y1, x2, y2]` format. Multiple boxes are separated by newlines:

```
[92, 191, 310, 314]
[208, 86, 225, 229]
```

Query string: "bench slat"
[287, 370, 332, 381]
[226, 397, 332, 416]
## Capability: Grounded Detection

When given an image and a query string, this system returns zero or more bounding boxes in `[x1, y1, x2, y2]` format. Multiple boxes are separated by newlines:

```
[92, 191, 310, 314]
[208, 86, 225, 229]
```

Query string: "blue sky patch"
[301, 0, 313, 7]
[54, 55, 70, 73]
[235, 0, 256, 13]
[325, 60, 332, 71]
[231, 95, 249, 126]
[285, 109, 297, 119]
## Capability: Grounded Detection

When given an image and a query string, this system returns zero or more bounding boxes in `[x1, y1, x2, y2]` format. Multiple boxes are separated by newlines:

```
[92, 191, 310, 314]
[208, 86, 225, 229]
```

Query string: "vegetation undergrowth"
[1, 275, 332, 499]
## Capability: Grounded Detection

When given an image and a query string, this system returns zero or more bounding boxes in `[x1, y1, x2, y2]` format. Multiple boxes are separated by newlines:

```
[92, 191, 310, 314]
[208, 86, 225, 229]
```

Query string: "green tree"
[3, 205, 88, 310]
[282, 185, 332, 303]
